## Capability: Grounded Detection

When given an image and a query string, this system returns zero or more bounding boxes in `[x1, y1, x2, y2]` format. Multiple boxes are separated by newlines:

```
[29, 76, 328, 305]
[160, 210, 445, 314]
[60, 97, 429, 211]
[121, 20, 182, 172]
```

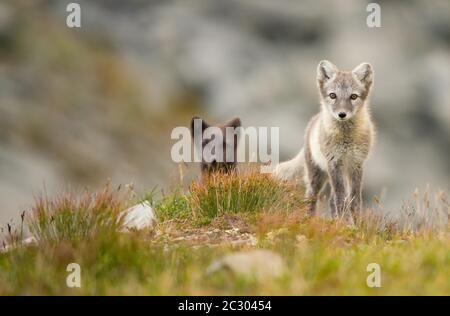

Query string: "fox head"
[191, 116, 242, 176]
[317, 60, 373, 121]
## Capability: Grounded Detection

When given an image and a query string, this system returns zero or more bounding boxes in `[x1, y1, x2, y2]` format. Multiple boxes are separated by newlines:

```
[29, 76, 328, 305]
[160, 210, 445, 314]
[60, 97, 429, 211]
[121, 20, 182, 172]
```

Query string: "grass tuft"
[189, 171, 305, 221]
[27, 185, 131, 244]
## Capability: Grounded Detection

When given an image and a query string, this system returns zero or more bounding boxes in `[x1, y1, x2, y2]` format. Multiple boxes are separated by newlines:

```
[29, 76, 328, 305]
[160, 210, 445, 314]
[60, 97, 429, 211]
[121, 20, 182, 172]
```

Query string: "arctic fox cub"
[191, 116, 242, 176]
[274, 60, 375, 217]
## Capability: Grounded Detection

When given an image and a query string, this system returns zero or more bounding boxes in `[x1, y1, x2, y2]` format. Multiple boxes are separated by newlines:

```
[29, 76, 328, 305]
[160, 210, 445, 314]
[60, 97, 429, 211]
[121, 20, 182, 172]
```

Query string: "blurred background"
[0, 0, 449, 226]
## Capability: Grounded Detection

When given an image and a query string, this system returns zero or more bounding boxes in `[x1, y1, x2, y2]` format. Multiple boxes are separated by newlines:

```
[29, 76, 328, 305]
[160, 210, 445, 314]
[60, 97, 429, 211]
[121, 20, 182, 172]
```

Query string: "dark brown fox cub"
[190, 116, 241, 176]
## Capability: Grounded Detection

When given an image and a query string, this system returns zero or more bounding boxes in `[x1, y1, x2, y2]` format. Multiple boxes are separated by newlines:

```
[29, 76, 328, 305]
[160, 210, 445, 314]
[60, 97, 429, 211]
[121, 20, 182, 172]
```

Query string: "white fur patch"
[309, 121, 328, 171]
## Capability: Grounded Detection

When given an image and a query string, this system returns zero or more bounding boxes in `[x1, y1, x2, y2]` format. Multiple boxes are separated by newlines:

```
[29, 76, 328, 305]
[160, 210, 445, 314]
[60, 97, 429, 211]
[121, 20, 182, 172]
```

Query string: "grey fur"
[191, 116, 242, 177]
[274, 60, 375, 217]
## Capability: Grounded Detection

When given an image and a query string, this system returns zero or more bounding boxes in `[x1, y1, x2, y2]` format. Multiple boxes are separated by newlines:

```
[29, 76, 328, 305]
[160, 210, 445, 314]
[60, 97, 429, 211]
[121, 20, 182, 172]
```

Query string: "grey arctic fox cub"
[273, 60, 375, 217]
[191, 116, 242, 177]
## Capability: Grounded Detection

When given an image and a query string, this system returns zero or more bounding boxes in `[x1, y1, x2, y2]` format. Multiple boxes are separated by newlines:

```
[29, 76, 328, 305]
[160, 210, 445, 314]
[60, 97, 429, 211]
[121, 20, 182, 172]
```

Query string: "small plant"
[153, 188, 191, 222]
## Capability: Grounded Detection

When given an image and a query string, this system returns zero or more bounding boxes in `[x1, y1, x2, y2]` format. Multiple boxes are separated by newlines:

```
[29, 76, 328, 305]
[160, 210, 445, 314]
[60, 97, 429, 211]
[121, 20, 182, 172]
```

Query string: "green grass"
[0, 172, 449, 295]
[153, 170, 306, 226]
[189, 171, 305, 220]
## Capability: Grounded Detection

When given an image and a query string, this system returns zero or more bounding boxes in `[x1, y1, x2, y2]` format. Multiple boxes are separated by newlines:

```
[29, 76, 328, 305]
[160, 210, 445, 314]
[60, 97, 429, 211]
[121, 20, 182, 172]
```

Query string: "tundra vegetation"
[0, 167, 449, 295]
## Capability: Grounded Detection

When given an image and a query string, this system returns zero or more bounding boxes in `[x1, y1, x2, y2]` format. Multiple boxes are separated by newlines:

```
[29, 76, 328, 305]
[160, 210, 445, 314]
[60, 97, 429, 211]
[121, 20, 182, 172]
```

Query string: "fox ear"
[352, 63, 373, 87]
[191, 116, 209, 139]
[317, 60, 338, 84]
[225, 117, 242, 145]
[225, 117, 241, 129]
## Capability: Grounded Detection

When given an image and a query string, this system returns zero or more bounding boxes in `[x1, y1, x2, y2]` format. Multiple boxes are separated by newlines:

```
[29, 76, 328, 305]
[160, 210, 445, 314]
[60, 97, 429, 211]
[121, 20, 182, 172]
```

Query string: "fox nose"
[338, 112, 347, 119]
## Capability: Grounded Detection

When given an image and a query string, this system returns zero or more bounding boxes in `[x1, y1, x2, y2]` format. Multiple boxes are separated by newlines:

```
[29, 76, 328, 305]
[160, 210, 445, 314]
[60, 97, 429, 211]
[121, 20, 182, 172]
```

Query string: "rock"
[22, 236, 37, 246]
[0, 3, 13, 32]
[119, 200, 157, 231]
[1, 236, 38, 254]
[207, 249, 286, 280]
[228, 234, 258, 247]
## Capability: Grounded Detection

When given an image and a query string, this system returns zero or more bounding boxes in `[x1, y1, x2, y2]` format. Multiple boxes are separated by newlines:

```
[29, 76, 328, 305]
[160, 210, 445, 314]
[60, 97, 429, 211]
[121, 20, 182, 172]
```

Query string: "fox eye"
[350, 94, 358, 100]
[329, 93, 336, 99]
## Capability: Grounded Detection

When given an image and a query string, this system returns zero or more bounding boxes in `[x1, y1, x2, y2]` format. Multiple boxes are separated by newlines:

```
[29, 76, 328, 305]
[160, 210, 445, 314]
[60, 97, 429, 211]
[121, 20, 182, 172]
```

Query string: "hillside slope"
[1, 172, 448, 295]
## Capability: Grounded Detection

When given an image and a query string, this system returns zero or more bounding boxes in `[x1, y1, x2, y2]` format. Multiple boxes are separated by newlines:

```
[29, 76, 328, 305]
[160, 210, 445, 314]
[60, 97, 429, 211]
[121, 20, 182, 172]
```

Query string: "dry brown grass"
[27, 184, 133, 244]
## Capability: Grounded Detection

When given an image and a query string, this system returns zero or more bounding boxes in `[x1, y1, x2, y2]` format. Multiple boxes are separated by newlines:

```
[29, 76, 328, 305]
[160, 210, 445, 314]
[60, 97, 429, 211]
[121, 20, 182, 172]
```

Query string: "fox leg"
[329, 192, 337, 218]
[304, 166, 327, 216]
[328, 161, 346, 217]
[349, 164, 363, 217]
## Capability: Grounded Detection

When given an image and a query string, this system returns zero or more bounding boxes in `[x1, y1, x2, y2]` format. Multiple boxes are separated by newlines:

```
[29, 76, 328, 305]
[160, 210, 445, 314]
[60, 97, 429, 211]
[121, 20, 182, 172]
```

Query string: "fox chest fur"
[308, 111, 373, 173]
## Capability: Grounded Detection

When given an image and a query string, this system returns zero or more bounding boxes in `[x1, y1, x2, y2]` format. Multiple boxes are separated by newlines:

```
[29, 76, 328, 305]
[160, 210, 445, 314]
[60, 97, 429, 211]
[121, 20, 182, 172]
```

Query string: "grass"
[27, 186, 130, 244]
[0, 171, 449, 295]
[152, 170, 305, 226]
[189, 170, 305, 224]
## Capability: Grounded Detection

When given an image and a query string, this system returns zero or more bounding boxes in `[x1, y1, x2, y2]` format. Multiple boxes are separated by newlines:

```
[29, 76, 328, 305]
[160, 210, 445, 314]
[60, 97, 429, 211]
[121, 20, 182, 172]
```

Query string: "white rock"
[207, 249, 286, 280]
[1, 236, 38, 254]
[119, 200, 157, 231]
[22, 236, 37, 246]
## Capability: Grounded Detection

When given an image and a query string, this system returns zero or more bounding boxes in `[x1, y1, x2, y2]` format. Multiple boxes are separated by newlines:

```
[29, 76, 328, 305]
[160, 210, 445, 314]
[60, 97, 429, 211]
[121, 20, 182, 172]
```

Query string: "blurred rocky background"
[0, 0, 449, 225]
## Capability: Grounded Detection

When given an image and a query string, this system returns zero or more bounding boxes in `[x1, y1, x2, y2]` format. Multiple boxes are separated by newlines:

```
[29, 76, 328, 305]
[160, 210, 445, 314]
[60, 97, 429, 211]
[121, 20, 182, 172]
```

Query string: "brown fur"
[190, 116, 241, 177]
